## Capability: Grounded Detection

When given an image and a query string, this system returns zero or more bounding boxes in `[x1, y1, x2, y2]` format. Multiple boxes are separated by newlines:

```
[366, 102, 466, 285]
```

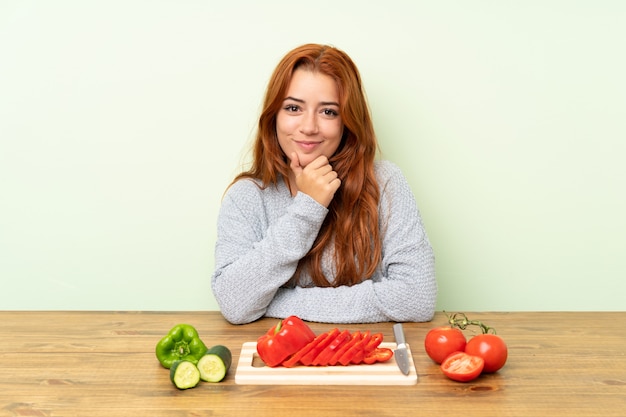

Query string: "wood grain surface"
[1, 311, 625, 417]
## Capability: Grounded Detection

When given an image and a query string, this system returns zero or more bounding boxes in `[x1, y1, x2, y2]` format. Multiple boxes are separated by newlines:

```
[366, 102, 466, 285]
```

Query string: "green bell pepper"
[155, 324, 208, 369]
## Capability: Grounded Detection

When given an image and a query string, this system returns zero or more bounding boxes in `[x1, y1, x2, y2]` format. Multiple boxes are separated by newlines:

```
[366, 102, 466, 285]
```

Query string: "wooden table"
[1, 311, 624, 417]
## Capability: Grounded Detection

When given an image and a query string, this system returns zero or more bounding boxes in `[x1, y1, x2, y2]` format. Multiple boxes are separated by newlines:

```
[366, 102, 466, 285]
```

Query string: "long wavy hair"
[233, 43, 382, 287]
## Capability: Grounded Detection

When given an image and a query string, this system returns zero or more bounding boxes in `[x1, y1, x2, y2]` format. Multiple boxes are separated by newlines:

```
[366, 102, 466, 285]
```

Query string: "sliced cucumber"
[170, 360, 200, 389]
[197, 345, 232, 382]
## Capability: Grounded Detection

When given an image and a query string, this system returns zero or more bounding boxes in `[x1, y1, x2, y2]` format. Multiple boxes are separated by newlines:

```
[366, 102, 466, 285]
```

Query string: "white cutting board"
[234, 342, 418, 385]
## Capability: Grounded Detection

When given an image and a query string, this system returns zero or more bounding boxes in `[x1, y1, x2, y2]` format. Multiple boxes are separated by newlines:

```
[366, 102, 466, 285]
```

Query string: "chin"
[293, 152, 318, 167]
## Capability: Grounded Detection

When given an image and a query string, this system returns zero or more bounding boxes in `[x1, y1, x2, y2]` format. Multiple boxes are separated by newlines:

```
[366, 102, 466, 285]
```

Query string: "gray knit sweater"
[211, 160, 437, 324]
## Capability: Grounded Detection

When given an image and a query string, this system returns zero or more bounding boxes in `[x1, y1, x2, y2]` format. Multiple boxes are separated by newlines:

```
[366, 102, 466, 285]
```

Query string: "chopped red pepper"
[346, 331, 373, 365]
[364, 333, 384, 353]
[313, 329, 351, 366]
[282, 332, 327, 368]
[256, 316, 316, 367]
[300, 328, 339, 366]
[255, 315, 395, 368]
[328, 331, 361, 366]
[363, 347, 394, 364]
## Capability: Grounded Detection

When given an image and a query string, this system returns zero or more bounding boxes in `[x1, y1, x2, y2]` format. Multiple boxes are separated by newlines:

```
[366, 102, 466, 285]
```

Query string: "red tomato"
[441, 352, 484, 382]
[465, 334, 508, 373]
[424, 327, 467, 364]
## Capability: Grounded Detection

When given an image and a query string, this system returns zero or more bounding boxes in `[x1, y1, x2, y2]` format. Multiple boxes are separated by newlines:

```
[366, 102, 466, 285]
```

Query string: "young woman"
[211, 44, 436, 324]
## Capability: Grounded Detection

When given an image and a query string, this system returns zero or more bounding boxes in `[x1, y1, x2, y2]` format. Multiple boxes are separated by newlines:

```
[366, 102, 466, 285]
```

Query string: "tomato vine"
[444, 311, 497, 335]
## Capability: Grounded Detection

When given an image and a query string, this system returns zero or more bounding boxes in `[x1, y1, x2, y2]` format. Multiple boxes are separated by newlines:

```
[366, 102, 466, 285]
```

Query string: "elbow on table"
[211, 275, 264, 324]
[218, 309, 260, 325]
[386, 289, 437, 323]
[409, 307, 436, 323]
[384, 297, 435, 323]
[216, 301, 265, 325]
[392, 307, 436, 324]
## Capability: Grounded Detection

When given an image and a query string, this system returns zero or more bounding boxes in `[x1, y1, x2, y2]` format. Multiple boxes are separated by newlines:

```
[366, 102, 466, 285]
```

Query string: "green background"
[1, 1, 624, 312]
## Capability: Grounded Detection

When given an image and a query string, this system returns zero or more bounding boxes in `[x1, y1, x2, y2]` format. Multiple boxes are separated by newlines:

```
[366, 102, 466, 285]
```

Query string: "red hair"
[234, 44, 382, 287]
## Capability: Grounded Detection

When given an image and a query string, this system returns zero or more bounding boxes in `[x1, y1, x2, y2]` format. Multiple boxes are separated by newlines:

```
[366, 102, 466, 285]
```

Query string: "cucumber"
[169, 360, 200, 389]
[197, 345, 232, 382]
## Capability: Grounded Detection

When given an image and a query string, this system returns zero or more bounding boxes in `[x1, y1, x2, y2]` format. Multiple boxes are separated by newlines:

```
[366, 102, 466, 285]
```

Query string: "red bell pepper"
[328, 331, 361, 366]
[312, 329, 351, 366]
[363, 347, 394, 364]
[282, 332, 328, 368]
[256, 316, 316, 367]
[338, 330, 371, 365]
[300, 328, 339, 366]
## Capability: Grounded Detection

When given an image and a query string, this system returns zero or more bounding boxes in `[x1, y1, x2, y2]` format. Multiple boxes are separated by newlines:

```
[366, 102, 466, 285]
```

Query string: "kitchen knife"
[393, 323, 411, 376]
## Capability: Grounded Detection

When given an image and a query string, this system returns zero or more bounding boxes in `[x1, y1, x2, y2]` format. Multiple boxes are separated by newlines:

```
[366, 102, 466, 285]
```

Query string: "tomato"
[440, 352, 484, 382]
[465, 334, 508, 373]
[424, 326, 467, 364]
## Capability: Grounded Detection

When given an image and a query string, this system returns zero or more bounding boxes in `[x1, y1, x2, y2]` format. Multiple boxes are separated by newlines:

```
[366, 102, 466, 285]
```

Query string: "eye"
[322, 108, 339, 117]
[283, 104, 300, 112]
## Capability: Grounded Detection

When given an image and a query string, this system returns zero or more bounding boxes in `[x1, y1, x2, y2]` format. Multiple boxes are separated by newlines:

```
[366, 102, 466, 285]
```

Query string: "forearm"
[266, 283, 384, 324]
[211, 241, 296, 324]
[211, 190, 328, 324]
[265, 241, 436, 324]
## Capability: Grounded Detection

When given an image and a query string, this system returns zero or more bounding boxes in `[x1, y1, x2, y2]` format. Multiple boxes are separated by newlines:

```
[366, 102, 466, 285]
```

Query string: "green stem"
[174, 340, 191, 357]
[444, 311, 497, 334]
[274, 319, 282, 335]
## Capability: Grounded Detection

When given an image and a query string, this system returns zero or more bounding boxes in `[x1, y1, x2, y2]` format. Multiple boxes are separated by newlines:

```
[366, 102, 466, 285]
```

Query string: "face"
[276, 68, 343, 168]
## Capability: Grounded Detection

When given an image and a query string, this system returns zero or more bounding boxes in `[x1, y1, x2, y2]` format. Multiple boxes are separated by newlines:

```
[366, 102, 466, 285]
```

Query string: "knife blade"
[393, 323, 411, 376]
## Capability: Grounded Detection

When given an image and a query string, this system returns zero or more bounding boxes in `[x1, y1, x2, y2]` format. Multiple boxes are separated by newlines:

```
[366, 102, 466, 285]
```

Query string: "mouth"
[294, 140, 322, 151]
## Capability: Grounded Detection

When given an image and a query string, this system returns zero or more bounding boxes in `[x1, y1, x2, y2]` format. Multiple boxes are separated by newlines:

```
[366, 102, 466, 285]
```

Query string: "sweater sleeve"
[264, 161, 437, 323]
[211, 180, 328, 324]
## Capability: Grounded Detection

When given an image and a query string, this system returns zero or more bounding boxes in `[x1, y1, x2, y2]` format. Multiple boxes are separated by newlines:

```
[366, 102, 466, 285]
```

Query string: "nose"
[299, 111, 319, 135]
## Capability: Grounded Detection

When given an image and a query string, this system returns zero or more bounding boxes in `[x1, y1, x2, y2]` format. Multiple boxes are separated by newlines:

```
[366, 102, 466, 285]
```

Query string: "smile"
[295, 140, 322, 151]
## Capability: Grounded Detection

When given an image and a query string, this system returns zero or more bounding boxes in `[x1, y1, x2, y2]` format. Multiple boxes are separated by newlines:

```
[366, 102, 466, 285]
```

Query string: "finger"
[290, 152, 302, 174]
[323, 169, 339, 182]
[327, 177, 342, 198]
[315, 163, 334, 176]
[306, 155, 329, 170]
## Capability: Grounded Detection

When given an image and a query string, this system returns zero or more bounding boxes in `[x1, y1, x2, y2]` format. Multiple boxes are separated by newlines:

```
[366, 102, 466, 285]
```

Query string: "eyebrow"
[283, 96, 339, 107]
